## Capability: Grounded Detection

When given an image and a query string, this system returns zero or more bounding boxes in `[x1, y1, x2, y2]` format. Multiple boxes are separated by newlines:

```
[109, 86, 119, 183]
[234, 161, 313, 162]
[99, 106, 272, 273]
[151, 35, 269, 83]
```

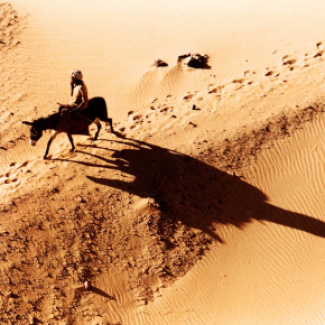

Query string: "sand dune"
[2, 1, 325, 324]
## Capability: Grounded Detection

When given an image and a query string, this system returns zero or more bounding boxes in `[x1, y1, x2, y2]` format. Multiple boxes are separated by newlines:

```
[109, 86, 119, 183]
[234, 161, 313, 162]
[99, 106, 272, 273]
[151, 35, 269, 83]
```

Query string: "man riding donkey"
[22, 69, 115, 159]
[58, 69, 89, 113]
[57, 69, 113, 137]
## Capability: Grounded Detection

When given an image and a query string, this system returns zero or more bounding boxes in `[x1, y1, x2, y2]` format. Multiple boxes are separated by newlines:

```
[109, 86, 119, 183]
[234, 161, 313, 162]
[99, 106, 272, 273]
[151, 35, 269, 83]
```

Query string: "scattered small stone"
[178, 53, 209, 68]
[84, 281, 91, 290]
[152, 59, 168, 67]
[78, 196, 86, 203]
[177, 53, 191, 61]
[191, 104, 201, 110]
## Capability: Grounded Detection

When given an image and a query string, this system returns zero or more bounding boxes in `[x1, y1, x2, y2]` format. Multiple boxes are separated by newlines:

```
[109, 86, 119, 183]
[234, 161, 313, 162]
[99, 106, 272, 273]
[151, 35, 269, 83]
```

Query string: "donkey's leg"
[44, 130, 58, 159]
[93, 118, 102, 141]
[106, 117, 114, 133]
[100, 115, 113, 132]
[67, 133, 75, 152]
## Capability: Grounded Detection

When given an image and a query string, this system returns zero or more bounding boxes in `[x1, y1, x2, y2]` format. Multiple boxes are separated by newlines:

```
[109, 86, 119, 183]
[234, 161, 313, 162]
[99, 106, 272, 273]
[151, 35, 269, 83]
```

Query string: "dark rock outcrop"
[152, 59, 168, 67]
[178, 53, 210, 69]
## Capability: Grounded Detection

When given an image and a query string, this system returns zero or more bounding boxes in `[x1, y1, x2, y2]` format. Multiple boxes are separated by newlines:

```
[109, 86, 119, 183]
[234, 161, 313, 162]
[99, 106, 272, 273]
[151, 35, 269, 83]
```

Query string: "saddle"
[56, 110, 91, 135]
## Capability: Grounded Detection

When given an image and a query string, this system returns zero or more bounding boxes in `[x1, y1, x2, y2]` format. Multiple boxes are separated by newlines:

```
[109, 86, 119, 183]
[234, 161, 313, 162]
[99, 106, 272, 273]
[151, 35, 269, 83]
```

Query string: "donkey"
[22, 97, 114, 159]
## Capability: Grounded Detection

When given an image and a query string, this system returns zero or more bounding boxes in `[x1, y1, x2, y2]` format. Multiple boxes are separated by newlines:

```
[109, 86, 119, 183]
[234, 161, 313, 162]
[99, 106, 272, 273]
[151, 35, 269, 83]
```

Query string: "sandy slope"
[2, 1, 325, 325]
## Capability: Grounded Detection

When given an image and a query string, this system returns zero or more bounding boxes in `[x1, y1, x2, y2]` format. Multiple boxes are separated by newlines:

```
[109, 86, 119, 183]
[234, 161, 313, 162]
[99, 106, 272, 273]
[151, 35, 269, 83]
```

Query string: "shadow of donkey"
[80, 137, 325, 243]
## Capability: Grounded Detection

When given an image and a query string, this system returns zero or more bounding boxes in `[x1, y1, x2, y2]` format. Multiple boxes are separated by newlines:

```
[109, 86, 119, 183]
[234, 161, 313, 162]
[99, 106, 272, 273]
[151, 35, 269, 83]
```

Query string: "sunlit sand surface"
[1, 1, 325, 324]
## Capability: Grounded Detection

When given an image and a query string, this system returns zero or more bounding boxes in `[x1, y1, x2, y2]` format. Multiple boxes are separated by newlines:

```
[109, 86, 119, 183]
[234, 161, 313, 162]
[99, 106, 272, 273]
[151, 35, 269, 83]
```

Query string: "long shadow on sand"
[60, 136, 325, 243]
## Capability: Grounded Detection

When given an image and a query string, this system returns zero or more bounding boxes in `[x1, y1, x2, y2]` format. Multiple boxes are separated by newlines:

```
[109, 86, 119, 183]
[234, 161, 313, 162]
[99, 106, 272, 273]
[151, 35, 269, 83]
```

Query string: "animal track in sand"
[145, 112, 156, 119]
[232, 78, 246, 84]
[159, 106, 174, 113]
[265, 70, 274, 76]
[314, 50, 325, 58]
[0, 168, 20, 188]
[265, 70, 280, 77]
[282, 56, 297, 66]
[132, 114, 142, 121]
[127, 110, 143, 121]
[183, 94, 197, 101]
[3, 177, 18, 184]
[130, 124, 139, 130]
[18, 161, 29, 168]
[244, 70, 256, 76]
[317, 41, 323, 48]
[207, 84, 224, 94]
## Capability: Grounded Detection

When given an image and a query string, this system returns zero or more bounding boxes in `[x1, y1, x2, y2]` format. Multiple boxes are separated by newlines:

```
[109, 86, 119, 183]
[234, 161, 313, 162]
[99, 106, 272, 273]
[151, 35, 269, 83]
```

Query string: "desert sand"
[2, 1, 325, 324]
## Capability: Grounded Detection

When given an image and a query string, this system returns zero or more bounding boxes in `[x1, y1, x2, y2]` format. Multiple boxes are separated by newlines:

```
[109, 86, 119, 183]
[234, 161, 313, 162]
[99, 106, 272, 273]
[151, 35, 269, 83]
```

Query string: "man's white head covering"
[71, 69, 83, 81]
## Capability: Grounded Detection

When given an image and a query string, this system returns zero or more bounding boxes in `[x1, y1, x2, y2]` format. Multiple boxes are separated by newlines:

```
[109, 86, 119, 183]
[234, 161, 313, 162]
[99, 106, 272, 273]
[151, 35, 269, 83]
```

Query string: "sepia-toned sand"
[2, 1, 325, 324]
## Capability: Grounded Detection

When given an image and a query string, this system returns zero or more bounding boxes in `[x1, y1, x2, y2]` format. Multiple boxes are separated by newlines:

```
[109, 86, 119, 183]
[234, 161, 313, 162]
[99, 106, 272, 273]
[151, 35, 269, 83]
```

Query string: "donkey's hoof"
[70, 148, 75, 152]
[43, 156, 48, 160]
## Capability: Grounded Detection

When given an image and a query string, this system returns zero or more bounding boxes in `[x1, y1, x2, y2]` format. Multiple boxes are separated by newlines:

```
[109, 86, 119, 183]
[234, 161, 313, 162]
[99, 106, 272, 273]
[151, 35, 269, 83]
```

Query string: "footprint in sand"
[145, 112, 156, 119]
[132, 114, 143, 121]
[128, 111, 143, 121]
[316, 41, 323, 49]
[4, 178, 18, 184]
[18, 161, 29, 168]
[265, 69, 280, 77]
[244, 70, 256, 76]
[130, 124, 139, 130]
[314, 50, 325, 58]
[182, 93, 197, 101]
[159, 106, 174, 113]
[207, 84, 224, 94]
[0, 169, 20, 191]
[232, 78, 246, 84]
[282, 56, 297, 66]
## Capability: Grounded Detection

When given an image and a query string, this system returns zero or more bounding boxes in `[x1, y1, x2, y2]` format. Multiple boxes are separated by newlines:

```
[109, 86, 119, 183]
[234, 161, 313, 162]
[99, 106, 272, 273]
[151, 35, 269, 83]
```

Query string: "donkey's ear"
[22, 121, 33, 126]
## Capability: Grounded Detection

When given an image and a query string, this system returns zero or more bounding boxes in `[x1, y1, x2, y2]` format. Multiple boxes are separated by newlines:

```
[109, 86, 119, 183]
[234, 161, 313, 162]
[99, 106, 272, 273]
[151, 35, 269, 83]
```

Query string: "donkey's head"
[22, 120, 44, 146]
